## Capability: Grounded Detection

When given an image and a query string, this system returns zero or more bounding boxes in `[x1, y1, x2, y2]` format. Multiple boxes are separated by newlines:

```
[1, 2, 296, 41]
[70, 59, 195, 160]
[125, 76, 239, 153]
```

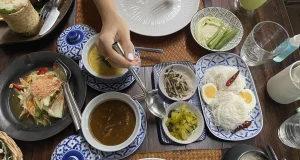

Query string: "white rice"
[203, 66, 246, 94]
[0, 0, 27, 13]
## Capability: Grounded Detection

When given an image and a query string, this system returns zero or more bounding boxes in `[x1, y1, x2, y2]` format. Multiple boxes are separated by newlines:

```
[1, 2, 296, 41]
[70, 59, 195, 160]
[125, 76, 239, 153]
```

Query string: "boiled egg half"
[239, 89, 256, 111]
[201, 83, 217, 105]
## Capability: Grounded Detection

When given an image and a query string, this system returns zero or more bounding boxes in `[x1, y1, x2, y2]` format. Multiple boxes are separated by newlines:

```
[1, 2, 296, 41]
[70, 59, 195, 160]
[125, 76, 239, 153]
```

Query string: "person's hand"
[95, 14, 140, 68]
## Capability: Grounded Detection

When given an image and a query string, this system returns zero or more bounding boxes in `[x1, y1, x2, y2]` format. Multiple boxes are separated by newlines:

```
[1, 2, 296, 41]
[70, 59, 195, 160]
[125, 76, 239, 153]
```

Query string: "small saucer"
[51, 101, 147, 160]
[79, 59, 140, 92]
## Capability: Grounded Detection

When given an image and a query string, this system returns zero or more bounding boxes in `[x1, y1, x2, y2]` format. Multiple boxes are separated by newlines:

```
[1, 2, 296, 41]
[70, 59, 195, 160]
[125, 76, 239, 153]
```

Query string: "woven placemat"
[124, 149, 222, 160]
[76, 0, 205, 66]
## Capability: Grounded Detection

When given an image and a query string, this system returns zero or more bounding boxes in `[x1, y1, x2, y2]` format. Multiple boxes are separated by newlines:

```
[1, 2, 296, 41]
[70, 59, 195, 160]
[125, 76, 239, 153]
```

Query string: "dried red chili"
[226, 70, 240, 86]
[233, 121, 252, 133]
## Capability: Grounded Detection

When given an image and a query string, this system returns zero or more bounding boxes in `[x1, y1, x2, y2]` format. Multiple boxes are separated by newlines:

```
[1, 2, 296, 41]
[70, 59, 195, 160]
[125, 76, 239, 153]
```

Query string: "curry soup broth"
[88, 46, 125, 77]
[89, 100, 136, 146]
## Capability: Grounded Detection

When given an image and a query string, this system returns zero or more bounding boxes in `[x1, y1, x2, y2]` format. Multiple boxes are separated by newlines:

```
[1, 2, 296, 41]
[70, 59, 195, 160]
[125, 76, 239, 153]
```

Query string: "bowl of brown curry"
[81, 92, 141, 152]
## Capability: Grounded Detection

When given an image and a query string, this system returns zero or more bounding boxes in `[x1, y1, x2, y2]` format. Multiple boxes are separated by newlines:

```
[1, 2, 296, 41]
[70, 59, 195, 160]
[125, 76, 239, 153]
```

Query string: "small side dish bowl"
[190, 7, 243, 52]
[81, 92, 141, 152]
[81, 33, 129, 81]
[162, 101, 204, 144]
[159, 64, 197, 101]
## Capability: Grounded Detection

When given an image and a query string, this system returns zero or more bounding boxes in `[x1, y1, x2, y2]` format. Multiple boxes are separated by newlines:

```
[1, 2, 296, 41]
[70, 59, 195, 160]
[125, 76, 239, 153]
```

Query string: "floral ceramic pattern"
[51, 135, 100, 160]
[195, 52, 263, 141]
[153, 61, 206, 144]
[78, 51, 140, 92]
[51, 101, 147, 160]
[57, 25, 97, 60]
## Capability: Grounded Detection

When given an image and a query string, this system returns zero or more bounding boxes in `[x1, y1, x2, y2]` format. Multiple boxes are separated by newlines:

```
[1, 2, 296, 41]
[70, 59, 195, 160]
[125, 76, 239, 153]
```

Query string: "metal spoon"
[266, 144, 278, 160]
[112, 42, 166, 118]
[135, 47, 163, 53]
[53, 59, 82, 131]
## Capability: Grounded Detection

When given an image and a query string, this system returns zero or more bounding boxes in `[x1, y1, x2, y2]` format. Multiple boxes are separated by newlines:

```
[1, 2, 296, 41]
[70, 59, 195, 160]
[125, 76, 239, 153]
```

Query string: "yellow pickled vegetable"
[165, 104, 198, 141]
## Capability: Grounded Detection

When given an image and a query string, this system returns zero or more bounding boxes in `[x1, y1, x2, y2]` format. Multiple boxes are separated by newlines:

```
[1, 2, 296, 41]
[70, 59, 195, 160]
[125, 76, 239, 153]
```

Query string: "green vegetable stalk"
[206, 25, 222, 45]
[208, 26, 229, 49]
[215, 29, 238, 50]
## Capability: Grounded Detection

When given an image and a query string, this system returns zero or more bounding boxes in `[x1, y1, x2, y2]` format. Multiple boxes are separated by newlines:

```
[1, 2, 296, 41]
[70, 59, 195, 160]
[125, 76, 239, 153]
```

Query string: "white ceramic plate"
[162, 101, 205, 144]
[114, 0, 200, 36]
[159, 64, 197, 101]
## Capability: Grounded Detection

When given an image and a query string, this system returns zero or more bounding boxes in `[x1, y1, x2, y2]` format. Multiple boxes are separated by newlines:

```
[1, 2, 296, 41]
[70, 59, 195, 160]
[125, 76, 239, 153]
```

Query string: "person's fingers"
[134, 56, 141, 62]
[96, 34, 112, 57]
[100, 37, 136, 68]
[119, 32, 134, 61]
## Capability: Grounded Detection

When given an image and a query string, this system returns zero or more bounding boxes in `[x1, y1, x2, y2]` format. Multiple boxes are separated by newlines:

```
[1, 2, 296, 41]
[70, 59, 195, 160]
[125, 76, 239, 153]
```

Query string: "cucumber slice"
[0, 8, 17, 15]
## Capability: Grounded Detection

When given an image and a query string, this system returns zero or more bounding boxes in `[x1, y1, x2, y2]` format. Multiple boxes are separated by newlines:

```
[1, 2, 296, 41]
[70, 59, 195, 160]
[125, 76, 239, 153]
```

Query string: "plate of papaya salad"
[0, 51, 86, 141]
[9, 67, 64, 126]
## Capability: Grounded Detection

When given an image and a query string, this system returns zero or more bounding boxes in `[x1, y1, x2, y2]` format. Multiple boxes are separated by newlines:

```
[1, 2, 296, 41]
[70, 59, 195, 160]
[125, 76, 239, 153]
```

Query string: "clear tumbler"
[240, 21, 289, 66]
[278, 112, 300, 149]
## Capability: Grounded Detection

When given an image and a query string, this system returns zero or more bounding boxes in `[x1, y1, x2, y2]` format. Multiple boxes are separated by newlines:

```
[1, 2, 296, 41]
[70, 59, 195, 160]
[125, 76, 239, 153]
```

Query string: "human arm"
[93, 0, 140, 68]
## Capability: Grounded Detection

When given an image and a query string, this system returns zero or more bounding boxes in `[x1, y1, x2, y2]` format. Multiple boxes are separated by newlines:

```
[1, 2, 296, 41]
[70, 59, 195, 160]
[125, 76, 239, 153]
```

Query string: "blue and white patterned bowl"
[99, 101, 147, 159]
[82, 92, 141, 152]
[79, 60, 140, 92]
[195, 52, 263, 141]
[51, 101, 147, 160]
[81, 33, 139, 82]
[57, 25, 97, 60]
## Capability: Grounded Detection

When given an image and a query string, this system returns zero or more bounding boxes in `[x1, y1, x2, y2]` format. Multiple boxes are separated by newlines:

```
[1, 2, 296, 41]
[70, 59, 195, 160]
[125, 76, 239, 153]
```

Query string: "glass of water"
[240, 21, 289, 66]
[278, 112, 300, 149]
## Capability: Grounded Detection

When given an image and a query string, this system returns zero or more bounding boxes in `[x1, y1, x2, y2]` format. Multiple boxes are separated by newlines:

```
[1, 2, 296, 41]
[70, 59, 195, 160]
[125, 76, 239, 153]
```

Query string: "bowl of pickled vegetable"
[162, 101, 205, 144]
[190, 7, 243, 52]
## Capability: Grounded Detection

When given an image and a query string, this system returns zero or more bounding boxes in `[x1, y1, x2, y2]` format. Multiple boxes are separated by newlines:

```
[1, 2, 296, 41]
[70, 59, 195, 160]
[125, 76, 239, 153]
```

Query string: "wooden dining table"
[0, 0, 300, 159]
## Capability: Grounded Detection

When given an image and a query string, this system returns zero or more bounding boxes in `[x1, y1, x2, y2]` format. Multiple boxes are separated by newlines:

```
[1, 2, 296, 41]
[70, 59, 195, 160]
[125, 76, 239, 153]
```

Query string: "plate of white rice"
[195, 52, 263, 141]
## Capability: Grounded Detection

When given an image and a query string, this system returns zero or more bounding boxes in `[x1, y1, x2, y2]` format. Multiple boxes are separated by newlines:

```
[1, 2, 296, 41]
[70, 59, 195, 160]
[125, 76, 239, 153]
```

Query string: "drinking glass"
[278, 112, 300, 149]
[228, 0, 269, 16]
[240, 21, 289, 66]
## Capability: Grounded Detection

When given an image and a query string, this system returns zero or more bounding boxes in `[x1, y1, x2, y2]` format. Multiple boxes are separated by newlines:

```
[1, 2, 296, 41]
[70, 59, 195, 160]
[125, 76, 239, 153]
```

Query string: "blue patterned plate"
[51, 101, 147, 160]
[78, 51, 140, 92]
[195, 53, 263, 141]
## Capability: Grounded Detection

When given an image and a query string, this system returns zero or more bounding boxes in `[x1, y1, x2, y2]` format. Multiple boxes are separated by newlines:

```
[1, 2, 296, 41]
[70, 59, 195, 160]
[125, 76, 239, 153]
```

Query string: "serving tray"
[0, 0, 73, 45]
[195, 52, 263, 141]
[153, 61, 206, 145]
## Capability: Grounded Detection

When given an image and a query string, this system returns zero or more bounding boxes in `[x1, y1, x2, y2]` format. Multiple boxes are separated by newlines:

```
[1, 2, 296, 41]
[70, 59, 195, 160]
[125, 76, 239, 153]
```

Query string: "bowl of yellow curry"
[81, 34, 130, 81]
